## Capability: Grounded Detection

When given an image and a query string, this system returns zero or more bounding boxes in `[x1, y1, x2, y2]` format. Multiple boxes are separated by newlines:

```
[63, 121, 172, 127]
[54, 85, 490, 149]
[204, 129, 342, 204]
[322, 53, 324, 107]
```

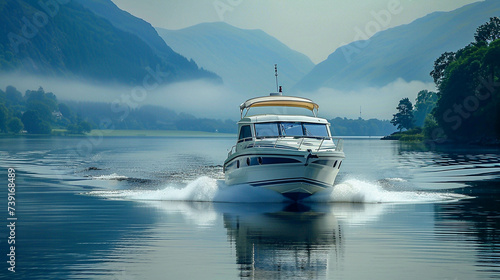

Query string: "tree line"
[330, 117, 395, 136]
[0, 86, 237, 135]
[390, 17, 500, 143]
[0, 85, 395, 136]
[0, 86, 92, 134]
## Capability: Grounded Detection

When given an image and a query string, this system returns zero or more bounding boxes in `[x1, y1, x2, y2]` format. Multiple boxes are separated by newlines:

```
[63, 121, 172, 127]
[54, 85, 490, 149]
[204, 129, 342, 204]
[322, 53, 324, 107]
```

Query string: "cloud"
[0, 72, 241, 120]
[0, 73, 435, 121]
[0, 72, 128, 103]
[147, 79, 241, 119]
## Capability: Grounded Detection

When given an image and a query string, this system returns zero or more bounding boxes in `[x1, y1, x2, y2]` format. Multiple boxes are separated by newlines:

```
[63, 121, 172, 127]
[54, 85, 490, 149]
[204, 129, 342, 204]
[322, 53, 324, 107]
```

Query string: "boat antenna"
[275, 64, 279, 92]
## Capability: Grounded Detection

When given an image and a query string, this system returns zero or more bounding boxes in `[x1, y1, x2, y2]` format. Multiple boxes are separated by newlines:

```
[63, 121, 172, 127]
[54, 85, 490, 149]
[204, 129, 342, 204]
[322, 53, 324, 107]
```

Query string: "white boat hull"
[224, 149, 344, 201]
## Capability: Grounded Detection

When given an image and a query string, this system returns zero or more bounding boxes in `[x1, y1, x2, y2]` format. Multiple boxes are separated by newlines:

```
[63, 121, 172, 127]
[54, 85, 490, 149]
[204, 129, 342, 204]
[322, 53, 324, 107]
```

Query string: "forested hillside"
[0, 0, 218, 84]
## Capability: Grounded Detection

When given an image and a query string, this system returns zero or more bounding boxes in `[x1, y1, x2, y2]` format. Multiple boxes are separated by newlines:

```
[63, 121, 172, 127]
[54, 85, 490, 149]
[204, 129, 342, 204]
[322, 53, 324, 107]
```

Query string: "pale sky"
[112, 0, 480, 63]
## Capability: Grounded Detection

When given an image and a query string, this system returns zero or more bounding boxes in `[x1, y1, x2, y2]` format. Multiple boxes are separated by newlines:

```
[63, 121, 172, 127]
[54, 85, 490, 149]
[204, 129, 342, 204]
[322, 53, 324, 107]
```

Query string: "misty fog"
[0, 72, 436, 121]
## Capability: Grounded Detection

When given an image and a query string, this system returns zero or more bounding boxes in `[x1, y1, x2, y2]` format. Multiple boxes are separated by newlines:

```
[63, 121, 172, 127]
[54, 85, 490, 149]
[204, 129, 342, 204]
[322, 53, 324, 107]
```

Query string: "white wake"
[84, 176, 472, 204]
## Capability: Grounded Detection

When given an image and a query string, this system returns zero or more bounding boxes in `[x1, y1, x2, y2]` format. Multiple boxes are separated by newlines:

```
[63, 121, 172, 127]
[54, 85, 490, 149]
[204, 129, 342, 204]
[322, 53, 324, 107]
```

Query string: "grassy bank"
[381, 128, 424, 142]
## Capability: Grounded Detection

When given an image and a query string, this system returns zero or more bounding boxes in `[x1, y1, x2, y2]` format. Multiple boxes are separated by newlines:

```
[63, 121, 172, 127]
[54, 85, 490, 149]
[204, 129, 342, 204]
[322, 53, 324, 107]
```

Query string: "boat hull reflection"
[220, 203, 342, 279]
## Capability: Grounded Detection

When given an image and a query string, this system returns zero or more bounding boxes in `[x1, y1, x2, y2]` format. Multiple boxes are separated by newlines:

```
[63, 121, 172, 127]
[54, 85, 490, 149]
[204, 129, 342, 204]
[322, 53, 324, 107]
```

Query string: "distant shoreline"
[0, 129, 236, 138]
[0, 130, 386, 138]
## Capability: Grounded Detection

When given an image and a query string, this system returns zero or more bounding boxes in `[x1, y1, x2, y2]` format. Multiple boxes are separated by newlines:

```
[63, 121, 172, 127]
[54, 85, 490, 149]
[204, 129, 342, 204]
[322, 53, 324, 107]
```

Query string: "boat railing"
[227, 137, 343, 157]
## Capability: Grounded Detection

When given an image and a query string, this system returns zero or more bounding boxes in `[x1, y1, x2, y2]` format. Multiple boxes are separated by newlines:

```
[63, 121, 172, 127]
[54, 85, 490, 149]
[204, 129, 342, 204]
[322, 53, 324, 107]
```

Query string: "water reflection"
[390, 143, 500, 190]
[220, 203, 341, 279]
[4, 137, 500, 279]
[136, 198, 395, 279]
[433, 184, 500, 275]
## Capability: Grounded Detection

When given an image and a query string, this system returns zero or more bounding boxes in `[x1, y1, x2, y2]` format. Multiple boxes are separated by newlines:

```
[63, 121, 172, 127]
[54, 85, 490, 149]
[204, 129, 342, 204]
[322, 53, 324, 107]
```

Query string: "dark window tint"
[238, 125, 252, 140]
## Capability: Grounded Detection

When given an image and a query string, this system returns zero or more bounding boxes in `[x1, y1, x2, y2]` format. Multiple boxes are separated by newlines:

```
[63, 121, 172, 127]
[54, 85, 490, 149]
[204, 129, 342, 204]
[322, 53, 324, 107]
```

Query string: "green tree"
[66, 124, 79, 134]
[5, 86, 24, 107]
[27, 100, 52, 123]
[7, 117, 23, 133]
[423, 115, 442, 140]
[78, 121, 92, 133]
[21, 110, 51, 134]
[432, 39, 500, 140]
[25, 87, 57, 111]
[67, 121, 92, 134]
[0, 103, 8, 133]
[391, 98, 415, 131]
[430, 52, 456, 87]
[414, 90, 438, 127]
[475, 17, 500, 44]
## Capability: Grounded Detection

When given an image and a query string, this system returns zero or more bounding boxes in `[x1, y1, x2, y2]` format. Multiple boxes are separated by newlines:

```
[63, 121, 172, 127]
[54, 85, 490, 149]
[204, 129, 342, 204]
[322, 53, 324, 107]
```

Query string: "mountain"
[156, 22, 315, 96]
[73, 0, 193, 69]
[294, 0, 500, 92]
[0, 0, 218, 85]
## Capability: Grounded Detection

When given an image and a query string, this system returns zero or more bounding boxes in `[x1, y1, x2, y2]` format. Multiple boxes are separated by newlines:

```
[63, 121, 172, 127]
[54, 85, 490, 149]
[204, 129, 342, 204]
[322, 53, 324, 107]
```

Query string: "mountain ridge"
[156, 22, 315, 96]
[294, 0, 500, 92]
[0, 0, 219, 85]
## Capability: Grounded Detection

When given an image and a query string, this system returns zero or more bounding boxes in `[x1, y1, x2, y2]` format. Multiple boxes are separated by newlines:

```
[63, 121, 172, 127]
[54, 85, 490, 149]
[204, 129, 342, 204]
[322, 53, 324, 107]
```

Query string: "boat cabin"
[237, 96, 331, 143]
[237, 115, 332, 144]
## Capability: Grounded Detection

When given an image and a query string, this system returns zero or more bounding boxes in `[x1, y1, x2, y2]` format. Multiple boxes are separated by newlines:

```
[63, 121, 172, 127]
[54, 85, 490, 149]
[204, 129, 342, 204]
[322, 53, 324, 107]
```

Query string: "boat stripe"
[225, 153, 304, 164]
[249, 177, 333, 188]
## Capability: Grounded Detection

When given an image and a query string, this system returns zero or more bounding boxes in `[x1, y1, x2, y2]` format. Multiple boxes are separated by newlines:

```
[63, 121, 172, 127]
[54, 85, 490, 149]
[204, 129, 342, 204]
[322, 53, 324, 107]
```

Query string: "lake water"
[1, 136, 500, 279]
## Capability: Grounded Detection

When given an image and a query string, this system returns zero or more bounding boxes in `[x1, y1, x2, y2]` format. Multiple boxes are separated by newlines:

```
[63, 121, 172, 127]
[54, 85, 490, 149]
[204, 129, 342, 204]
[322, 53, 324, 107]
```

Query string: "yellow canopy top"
[240, 96, 319, 113]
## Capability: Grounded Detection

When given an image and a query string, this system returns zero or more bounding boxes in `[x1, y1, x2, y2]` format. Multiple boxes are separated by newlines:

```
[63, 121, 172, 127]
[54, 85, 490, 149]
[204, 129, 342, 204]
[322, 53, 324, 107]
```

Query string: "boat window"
[254, 122, 329, 138]
[303, 123, 329, 137]
[238, 125, 252, 141]
[280, 122, 303, 137]
[255, 123, 279, 138]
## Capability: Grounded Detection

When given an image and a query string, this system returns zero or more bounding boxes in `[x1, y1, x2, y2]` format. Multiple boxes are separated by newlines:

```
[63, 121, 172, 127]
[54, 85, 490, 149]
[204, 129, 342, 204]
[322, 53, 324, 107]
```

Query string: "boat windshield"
[255, 122, 329, 138]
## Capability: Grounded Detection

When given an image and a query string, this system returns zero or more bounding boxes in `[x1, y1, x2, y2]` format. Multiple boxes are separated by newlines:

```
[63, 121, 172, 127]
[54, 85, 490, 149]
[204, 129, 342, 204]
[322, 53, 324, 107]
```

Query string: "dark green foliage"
[475, 17, 500, 44]
[381, 127, 422, 141]
[0, 103, 8, 132]
[399, 133, 424, 142]
[5, 86, 23, 106]
[0, 85, 85, 134]
[79, 121, 91, 133]
[21, 110, 50, 134]
[7, 117, 23, 133]
[27, 100, 52, 123]
[433, 40, 500, 141]
[26, 87, 57, 111]
[67, 121, 92, 134]
[391, 98, 415, 131]
[430, 52, 456, 87]
[423, 115, 443, 140]
[428, 17, 500, 143]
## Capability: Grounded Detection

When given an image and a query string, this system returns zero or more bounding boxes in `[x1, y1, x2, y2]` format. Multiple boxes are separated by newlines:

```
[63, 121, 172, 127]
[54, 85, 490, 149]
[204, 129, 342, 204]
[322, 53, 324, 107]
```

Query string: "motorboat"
[223, 90, 345, 201]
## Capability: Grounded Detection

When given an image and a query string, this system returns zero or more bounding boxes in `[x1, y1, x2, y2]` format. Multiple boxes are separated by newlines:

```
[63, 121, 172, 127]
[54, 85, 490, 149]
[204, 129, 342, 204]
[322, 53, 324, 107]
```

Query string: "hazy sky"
[113, 0, 480, 63]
